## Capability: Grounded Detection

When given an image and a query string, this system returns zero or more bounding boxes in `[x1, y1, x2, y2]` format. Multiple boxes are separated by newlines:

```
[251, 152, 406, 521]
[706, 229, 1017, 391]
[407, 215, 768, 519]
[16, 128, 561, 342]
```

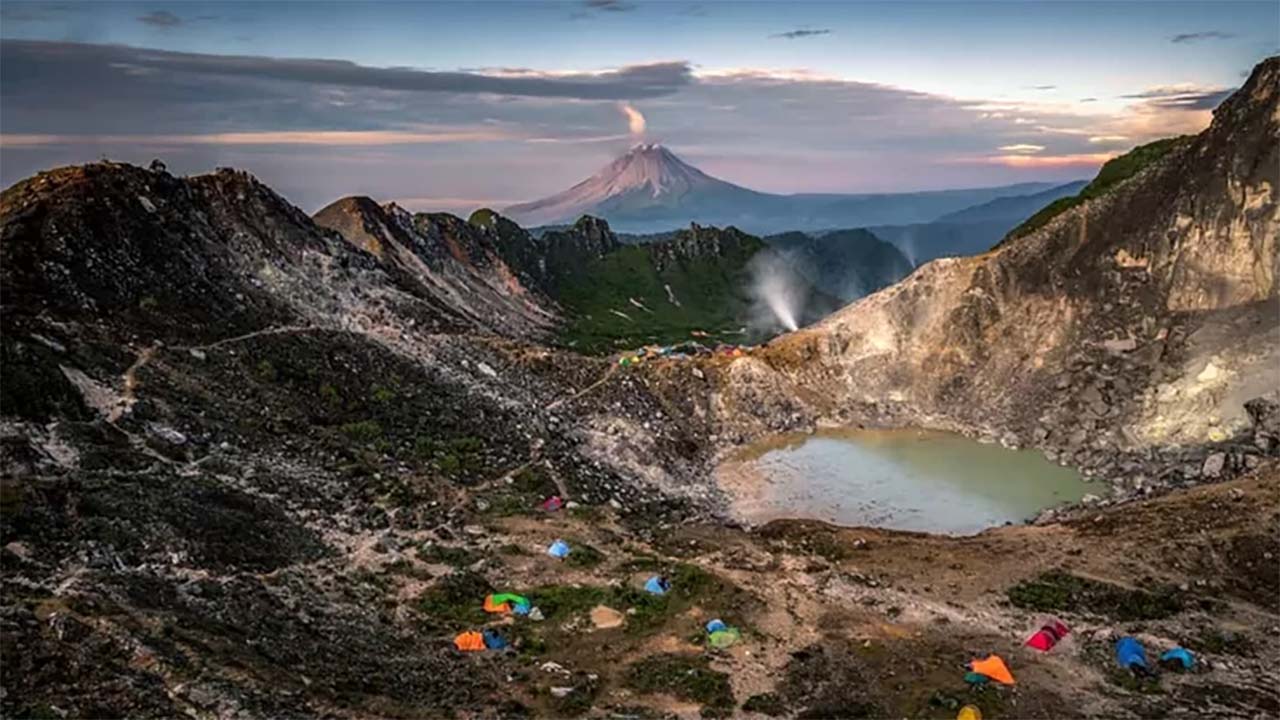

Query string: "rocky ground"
[2, 57, 1278, 720]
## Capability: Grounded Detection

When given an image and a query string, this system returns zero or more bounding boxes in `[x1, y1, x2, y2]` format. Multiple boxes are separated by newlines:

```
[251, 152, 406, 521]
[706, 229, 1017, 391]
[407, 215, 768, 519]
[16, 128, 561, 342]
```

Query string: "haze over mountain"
[505, 143, 1066, 234]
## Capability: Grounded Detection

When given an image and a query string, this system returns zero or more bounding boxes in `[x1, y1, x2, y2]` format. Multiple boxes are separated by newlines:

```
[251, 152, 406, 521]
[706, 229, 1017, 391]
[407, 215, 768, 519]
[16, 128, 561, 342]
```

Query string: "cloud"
[0, 2, 79, 23]
[984, 153, 1117, 168]
[771, 29, 832, 40]
[997, 144, 1045, 153]
[584, 0, 636, 11]
[0, 128, 521, 147]
[1079, 97, 1098, 103]
[0, 41, 693, 103]
[1027, 85, 1057, 91]
[138, 10, 182, 28]
[0, 38, 1238, 210]
[1171, 30, 1235, 44]
[1120, 84, 1232, 110]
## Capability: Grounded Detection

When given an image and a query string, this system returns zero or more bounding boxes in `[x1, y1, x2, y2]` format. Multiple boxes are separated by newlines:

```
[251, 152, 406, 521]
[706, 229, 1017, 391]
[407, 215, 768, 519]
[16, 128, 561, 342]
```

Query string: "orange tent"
[969, 654, 1015, 685]
[483, 595, 510, 614]
[454, 631, 486, 651]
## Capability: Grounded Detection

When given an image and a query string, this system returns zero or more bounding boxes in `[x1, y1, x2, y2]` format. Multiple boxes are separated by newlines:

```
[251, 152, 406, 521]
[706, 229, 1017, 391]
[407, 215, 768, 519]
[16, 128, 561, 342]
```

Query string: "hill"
[764, 228, 914, 301]
[868, 180, 1088, 265]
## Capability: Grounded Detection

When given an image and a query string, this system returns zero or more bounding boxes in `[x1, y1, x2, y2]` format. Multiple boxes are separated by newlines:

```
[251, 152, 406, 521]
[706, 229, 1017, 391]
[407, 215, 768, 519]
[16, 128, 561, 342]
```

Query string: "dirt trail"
[545, 362, 619, 412]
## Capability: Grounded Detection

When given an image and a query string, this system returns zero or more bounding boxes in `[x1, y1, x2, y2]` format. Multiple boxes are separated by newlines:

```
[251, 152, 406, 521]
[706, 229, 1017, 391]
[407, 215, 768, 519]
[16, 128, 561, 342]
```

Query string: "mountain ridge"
[505, 143, 1067, 234]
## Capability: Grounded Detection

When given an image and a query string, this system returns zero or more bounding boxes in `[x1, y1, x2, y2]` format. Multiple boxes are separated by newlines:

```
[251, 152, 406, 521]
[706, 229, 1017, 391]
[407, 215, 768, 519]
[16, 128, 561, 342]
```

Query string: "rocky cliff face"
[705, 57, 1280, 493]
[313, 197, 558, 339]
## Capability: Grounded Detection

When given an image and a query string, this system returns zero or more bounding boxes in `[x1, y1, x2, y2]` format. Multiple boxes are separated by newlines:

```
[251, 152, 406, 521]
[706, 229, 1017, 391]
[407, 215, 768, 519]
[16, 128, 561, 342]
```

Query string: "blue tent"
[706, 618, 727, 634]
[482, 629, 508, 650]
[1116, 637, 1148, 671]
[644, 576, 670, 595]
[1160, 647, 1195, 670]
[547, 539, 570, 559]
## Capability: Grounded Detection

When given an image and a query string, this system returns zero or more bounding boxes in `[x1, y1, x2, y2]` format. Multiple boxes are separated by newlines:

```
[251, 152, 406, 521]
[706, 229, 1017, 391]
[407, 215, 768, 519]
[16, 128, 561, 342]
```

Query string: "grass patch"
[1005, 136, 1189, 241]
[417, 570, 491, 629]
[526, 563, 752, 638]
[564, 540, 605, 568]
[526, 584, 611, 621]
[414, 435, 485, 477]
[476, 465, 559, 517]
[1006, 571, 1183, 620]
[339, 420, 383, 443]
[551, 227, 766, 354]
[625, 654, 734, 714]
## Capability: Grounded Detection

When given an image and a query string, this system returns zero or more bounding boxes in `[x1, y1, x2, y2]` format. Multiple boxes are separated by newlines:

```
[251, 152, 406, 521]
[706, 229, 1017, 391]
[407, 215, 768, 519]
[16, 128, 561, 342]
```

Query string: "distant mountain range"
[868, 180, 1087, 265]
[504, 143, 1071, 234]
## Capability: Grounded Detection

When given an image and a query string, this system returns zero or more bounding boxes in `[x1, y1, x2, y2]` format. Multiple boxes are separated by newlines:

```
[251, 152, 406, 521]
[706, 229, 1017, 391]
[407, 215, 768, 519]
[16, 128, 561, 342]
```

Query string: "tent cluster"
[453, 592, 546, 652]
[453, 628, 509, 652]
[616, 342, 752, 367]
[453, 572, 697, 654]
[1116, 636, 1197, 676]
[705, 618, 741, 649]
[955, 619, 1198, 710]
[484, 592, 536, 617]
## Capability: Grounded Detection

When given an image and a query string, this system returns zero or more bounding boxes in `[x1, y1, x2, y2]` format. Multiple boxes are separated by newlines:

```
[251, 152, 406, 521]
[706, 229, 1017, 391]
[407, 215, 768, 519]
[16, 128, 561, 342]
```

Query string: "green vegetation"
[468, 207, 497, 226]
[414, 435, 484, 476]
[625, 654, 735, 715]
[1007, 571, 1184, 620]
[318, 383, 341, 406]
[255, 359, 277, 382]
[417, 570, 491, 629]
[1006, 136, 1190, 241]
[527, 584, 611, 621]
[528, 562, 749, 637]
[564, 540, 605, 568]
[339, 420, 383, 444]
[475, 465, 558, 517]
[553, 236, 763, 353]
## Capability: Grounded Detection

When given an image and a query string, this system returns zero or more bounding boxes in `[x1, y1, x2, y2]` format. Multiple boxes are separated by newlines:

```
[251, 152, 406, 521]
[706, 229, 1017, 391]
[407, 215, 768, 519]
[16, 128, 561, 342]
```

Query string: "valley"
[0, 41, 1277, 720]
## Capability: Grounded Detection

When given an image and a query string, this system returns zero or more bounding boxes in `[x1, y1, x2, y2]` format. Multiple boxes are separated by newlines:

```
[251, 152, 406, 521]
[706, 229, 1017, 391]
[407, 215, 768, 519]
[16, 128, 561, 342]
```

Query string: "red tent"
[1025, 618, 1070, 652]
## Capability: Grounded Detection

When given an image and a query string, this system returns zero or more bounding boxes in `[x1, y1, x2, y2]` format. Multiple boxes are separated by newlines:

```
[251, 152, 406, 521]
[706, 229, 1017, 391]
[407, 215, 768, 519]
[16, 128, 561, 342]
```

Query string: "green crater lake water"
[720, 428, 1087, 535]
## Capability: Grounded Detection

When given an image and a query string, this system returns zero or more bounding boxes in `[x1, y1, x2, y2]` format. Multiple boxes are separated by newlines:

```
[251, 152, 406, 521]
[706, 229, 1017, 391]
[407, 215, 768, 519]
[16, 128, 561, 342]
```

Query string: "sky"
[1, 1, 1276, 214]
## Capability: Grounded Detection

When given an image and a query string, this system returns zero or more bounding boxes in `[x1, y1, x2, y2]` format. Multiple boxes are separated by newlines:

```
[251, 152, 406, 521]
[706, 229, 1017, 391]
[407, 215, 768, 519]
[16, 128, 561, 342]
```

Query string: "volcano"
[503, 143, 774, 230]
[505, 144, 1066, 234]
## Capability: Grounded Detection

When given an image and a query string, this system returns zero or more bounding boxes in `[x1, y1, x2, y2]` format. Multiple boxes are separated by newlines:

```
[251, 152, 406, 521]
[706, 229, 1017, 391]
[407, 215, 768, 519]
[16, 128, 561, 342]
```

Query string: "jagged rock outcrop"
[705, 57, 1280, 490]
[314, 197, 558, 339]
